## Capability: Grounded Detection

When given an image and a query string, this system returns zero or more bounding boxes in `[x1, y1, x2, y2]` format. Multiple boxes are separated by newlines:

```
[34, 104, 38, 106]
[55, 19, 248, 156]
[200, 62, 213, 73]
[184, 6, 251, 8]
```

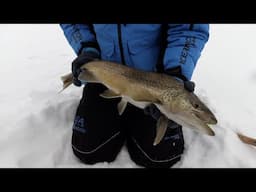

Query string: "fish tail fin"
[59, 73, 73, 93]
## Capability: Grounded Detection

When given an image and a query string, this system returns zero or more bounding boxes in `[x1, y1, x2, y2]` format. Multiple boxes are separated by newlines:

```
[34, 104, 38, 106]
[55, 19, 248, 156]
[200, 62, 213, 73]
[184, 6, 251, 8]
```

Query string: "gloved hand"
[72, 49, 100, 86]
[164, 67, 195, 92]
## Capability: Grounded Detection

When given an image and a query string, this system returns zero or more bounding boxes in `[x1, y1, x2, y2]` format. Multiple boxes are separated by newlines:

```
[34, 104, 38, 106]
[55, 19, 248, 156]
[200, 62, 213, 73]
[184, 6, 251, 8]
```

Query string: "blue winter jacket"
[60, 24, 209, 80]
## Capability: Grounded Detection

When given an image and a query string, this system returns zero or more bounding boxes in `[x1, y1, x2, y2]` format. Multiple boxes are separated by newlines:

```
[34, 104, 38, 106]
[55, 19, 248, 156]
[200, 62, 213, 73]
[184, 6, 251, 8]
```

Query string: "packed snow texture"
[0, 24, 256, 168]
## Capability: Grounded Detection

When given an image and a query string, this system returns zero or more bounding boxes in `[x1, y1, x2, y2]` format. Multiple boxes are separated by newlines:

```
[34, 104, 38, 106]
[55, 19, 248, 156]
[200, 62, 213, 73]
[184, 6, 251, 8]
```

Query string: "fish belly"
[122, 96, 151, 109]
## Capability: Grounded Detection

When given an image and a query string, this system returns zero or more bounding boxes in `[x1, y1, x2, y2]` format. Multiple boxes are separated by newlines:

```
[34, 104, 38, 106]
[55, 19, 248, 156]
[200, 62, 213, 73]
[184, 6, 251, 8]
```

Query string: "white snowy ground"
[0, 24, 256, 168]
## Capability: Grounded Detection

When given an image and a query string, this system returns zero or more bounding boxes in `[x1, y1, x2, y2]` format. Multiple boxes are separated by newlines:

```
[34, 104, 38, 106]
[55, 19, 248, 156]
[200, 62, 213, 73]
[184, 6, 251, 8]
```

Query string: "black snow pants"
[71, 83, 185, 168]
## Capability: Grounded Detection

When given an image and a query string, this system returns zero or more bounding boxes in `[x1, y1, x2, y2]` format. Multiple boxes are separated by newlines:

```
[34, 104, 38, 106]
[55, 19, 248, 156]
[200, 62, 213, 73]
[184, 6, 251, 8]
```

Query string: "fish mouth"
[191, 114, 215, 136]
[156, 105, 215, 136]
[208, 116, 218, 125]
[192, 109, 218, 125]
[177, 112, 215, 136]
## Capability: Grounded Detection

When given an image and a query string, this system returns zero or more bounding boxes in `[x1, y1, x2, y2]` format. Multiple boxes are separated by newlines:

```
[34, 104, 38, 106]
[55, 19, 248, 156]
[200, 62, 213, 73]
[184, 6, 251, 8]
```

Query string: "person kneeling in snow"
[60, 24, 209, 168]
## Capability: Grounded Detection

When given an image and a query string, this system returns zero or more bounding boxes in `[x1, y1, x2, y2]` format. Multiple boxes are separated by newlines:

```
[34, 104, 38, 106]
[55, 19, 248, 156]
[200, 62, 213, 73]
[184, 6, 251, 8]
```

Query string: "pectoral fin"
[153, 115, 169, 146]
[117, 99, 128, 115]
[100, 89, 122, 99]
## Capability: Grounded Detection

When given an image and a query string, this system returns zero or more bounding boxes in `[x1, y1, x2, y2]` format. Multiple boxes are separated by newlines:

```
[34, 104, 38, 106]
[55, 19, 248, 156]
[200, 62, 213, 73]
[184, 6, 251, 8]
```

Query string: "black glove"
[72, 50, 100, 86]
[165, 67, 195, 92]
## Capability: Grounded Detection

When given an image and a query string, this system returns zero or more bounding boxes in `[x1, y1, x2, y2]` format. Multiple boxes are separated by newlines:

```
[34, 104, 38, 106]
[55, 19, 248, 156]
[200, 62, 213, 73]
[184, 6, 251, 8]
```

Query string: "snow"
[0, 24, 256, 168]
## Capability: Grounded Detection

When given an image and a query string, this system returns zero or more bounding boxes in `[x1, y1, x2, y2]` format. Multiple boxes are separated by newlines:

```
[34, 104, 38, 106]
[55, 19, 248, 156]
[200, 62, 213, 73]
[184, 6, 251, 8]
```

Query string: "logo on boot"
[73, 116, 87, 133]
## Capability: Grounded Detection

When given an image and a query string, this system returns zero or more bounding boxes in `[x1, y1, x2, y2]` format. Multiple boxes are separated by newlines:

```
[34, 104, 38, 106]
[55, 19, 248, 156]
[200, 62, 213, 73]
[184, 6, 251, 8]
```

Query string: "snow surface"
[0, 24, 256, 168]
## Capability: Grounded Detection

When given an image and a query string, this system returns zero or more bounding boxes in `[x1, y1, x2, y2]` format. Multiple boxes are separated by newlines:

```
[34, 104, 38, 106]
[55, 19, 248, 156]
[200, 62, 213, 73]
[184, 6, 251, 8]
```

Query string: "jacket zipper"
[189, 24, 194, 30]
[117, 24, 126, 65]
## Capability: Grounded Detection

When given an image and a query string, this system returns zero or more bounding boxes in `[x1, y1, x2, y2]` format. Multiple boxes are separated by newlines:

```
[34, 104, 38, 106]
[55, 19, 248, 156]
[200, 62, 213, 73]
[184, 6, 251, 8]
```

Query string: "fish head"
[186, 93, 218, 125]
[159, 91, 217, 136]
[174, 92, 217, 136]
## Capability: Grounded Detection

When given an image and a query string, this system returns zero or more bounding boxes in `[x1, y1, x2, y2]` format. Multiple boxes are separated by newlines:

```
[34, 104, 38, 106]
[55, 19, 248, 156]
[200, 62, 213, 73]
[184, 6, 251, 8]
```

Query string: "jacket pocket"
[127, 36, 160, 71]
[127, 35, 160, 54]
[99, 40, 115, 60]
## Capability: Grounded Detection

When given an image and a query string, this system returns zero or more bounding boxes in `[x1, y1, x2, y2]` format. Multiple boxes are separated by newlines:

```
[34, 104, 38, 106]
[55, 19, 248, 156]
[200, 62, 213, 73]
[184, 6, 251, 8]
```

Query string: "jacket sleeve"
[163, 24, 209, 80]
[60, 24, 100, 55]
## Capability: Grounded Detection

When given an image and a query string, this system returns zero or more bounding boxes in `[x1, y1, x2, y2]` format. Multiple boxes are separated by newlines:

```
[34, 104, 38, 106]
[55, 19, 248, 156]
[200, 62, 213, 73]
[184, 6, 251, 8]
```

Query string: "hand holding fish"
[72, 50, 100, 86]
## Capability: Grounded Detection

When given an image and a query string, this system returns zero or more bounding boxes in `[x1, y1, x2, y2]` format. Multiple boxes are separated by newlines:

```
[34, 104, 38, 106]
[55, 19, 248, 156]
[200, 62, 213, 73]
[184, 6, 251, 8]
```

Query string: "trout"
[61, 60, 218, 146]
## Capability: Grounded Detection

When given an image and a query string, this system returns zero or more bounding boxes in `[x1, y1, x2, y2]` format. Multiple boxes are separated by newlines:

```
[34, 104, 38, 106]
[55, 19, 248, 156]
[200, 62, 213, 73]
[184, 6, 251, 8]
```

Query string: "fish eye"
[194, 103, 199, 109]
